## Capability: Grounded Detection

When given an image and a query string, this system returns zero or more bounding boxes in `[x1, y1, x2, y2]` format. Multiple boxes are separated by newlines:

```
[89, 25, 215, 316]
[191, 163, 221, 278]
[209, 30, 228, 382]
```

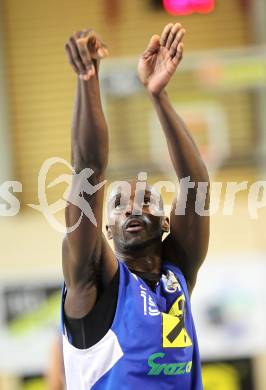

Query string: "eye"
[114, 198, 126, 210]
[142, 198, 151, 207]
[114, 195, 121, 208]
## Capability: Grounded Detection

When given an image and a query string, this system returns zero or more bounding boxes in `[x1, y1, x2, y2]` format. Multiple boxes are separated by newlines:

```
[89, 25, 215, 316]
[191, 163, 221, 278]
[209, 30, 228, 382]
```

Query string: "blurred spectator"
[46, 334, 65, 390]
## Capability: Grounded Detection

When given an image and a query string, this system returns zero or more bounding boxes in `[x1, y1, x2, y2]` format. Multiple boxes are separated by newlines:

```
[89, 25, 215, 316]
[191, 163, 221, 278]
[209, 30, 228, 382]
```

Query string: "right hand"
[138, 23, 185, 95]
[65, 30, 109, 80]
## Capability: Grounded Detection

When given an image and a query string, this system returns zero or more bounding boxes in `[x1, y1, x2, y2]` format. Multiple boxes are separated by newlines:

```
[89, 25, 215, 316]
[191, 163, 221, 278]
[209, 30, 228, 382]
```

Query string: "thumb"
[143, 34, 160, 56]
[87, 31, 97, 49]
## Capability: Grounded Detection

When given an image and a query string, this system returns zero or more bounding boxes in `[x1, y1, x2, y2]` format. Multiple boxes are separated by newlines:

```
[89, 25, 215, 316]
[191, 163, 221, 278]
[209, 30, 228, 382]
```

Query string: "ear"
[161, 216, 170, 233]
[106, 224, 113, 240]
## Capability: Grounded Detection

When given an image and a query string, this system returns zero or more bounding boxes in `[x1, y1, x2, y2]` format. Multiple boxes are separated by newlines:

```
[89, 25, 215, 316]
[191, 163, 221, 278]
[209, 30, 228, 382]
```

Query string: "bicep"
[64, 171, 106, 273]
[63, 234, 117, 317]
[64, 267, 119, 348]
[62, 170, 117, 308]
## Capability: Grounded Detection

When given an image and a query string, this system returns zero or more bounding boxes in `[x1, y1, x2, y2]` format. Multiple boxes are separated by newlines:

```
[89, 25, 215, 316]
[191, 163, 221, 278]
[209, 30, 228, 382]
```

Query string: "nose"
[125, 199, 142, 216]
[125, 200, 133, 216]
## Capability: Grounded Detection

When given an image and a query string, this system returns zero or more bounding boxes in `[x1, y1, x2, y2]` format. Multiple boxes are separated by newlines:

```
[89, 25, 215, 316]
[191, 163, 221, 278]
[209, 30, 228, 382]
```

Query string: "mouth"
[125, 218, 144, 232]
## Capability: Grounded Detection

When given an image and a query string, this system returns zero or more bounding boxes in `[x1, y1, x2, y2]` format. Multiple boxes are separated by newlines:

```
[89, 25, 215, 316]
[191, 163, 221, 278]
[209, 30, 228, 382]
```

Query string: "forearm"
[71, 77, 108, 172]
[149, 90, 209, 184]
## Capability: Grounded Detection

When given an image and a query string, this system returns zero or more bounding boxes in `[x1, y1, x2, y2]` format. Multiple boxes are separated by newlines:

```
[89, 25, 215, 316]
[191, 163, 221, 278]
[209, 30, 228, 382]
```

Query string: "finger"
[166, 23, 182, 50]
[76, 37, 94, 72]
[68, 37, 86, 74]
[143, 34, 160, 57]
[169, 28, 186, 57]
[95, 38, 109, 58]
[91, 36, 109, 58]
[100, 42, 108, 50]
[76, 30, 108, 59]
[74, 29, 92, 39]
[97, 46, 109, 58]
[172, 42, 184, 66]
[79, 67, 95, 81]
[74, 31, 83, 39]
[160, 23, 174, 47]
[86, 31, 97, 52]
[96, 39, 109, 58]
[65, 43, 79, 73]
[87, 31, 105, 59]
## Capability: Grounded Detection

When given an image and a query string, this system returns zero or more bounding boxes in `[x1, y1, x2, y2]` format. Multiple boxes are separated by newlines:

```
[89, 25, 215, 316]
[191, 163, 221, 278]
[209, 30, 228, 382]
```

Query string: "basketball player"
[62, 23, 210, 389]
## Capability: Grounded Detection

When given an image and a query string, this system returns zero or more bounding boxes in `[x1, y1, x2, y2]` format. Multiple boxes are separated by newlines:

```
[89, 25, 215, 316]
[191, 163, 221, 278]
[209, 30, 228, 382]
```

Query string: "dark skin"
[106, 183, 169, 276]
[63, 23, 210, 319]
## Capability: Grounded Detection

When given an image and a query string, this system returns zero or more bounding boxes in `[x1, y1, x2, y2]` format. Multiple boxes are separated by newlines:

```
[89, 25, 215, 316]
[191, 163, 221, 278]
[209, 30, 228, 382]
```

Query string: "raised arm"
[63, 30, 116, 318]
[138, 23, 210, 293]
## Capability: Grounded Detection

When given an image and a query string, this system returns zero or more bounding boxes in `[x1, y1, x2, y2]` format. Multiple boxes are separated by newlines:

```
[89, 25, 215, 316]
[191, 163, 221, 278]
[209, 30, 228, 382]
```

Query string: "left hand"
[138, 23, 185, 95]
[65, 29, 108, 81]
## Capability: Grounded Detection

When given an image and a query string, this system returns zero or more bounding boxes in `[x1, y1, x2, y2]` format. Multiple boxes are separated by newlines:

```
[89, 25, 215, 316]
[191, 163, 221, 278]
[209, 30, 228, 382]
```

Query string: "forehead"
[108, 180, 161, 202]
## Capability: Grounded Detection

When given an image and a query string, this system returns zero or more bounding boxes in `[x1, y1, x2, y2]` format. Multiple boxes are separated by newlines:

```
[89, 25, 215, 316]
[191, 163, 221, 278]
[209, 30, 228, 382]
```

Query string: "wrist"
[78, 71, 99, 86]
[147, 88, 167, 100]
[92, 58, 100, 76]
[77, 75, 102, 103]
[77, 60, 100, 83]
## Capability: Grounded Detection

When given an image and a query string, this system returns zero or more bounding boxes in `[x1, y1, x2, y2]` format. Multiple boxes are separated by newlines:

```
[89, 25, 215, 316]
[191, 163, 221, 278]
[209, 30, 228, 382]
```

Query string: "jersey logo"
[162, 270, 181, 293]
[162, 294, 192, 348]
[147, 352, 192, 375]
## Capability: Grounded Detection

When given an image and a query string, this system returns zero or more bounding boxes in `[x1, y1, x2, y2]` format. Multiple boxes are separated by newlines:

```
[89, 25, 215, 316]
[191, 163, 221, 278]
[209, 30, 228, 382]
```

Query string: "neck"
[114, 240, 162, 274]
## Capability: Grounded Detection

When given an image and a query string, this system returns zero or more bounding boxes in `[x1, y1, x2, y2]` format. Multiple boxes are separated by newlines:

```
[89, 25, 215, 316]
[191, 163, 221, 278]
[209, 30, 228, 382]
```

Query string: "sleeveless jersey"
[61, 260, 203, 390]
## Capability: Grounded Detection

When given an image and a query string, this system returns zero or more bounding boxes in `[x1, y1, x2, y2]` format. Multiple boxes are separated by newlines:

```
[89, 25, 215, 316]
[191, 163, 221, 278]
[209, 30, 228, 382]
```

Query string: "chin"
[123, 234, 161, 251]
[124, 238, 148, 251]
[124, 240, 148, 252]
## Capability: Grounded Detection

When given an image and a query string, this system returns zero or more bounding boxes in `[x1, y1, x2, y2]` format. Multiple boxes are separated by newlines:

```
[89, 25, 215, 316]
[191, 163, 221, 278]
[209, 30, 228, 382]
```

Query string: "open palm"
[138, 23, 185, 95]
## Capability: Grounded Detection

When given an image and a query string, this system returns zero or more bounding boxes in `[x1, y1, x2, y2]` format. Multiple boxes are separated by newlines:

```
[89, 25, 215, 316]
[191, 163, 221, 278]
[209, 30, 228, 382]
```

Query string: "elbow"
[71, 139, 108, 174]
[72, 151, 107, 175]
[187, 160, 209, 187]
[198, 159, 210, 184]
[72, 161, 107, 176]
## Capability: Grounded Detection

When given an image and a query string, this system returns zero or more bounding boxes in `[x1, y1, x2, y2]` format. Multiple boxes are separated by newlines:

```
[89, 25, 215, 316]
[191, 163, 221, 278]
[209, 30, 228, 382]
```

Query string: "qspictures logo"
[1, 157, 266, 232]
[147, 352, 192, 376]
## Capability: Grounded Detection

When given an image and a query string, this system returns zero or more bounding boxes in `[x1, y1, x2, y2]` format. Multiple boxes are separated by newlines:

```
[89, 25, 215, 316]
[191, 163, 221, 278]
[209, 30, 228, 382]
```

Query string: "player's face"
[106, 181, 169, 252]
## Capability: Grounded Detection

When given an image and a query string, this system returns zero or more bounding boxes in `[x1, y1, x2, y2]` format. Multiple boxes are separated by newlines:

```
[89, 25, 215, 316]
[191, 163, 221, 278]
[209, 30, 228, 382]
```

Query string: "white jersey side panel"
[63, 329, 123, 390]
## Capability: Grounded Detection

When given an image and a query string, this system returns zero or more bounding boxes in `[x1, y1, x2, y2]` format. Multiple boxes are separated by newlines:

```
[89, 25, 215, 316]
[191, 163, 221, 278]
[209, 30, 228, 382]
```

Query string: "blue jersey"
[61, 260, 203, 389]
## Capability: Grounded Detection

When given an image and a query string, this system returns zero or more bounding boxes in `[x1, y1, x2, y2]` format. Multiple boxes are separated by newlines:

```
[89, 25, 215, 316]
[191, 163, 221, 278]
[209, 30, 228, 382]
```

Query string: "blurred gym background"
[0, 0, 266, 389]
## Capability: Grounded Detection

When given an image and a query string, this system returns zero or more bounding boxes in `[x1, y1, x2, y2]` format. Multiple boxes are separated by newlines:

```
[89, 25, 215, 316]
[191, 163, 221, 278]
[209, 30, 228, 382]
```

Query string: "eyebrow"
[108, 193, 121, 205]
[110, 189, 151, 198]
[108, 190, 154, 203]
